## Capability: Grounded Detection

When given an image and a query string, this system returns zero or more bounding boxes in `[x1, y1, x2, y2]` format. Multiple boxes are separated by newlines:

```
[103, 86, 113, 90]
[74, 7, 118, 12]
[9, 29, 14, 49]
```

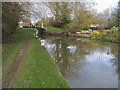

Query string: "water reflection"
[39, 36, 118, 88]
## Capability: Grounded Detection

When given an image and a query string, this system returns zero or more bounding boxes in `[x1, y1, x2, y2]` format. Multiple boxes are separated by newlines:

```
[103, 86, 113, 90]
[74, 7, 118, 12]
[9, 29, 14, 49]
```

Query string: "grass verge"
[3, 29, 25, 80]
[44, 26, 64, 32]
[5, 28, 70, 88]
[90, 31, 119, 43]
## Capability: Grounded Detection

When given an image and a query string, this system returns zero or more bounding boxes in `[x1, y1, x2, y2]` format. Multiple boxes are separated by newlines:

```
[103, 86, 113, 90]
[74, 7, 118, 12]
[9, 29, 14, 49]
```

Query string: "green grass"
[3, 30, 26, 80]
[4, 28, 70, 88]
[3, 28, 36, 80]
[44, 26, 64, 32]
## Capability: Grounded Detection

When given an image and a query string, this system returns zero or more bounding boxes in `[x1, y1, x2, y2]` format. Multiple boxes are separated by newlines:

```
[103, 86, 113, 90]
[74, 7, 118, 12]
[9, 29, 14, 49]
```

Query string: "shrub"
[90, 31, 100, 36]
[82, 26, 90, 30]
[111, 26, 118, 37]
[118, 27, 120, 31]
[98, 33, 108, 40]
[111, 26, 118, 33]
[58, 17, 71, 28]
[65, 23, 82, 32]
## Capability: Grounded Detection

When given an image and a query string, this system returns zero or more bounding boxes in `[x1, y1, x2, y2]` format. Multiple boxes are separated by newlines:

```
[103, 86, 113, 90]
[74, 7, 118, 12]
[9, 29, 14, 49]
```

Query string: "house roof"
[90, 24, 100, 27]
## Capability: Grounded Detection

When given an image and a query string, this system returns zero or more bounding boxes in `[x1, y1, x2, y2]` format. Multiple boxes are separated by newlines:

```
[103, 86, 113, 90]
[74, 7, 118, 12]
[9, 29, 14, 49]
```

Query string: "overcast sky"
[93, 0, 119, 12]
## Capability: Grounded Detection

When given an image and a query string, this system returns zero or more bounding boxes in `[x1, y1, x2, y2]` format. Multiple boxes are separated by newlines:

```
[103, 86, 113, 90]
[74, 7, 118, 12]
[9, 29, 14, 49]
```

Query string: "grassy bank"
[44, 26, 64, 32]
[43, 26, 119, 43]
[90, 31, 120, 43]
[3, 28, 70, 88]
[95, 33, 119, 43]
[3, 29, 26, 80]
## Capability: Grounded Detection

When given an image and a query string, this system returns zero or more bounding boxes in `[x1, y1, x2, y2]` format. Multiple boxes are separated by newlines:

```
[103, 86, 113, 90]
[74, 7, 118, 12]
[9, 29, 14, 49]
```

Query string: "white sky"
[93, 0, 119, 12]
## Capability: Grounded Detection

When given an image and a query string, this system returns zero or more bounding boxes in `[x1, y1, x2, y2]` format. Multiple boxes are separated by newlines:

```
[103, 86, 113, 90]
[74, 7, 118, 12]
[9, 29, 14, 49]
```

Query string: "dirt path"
[2, 36, 31, 88]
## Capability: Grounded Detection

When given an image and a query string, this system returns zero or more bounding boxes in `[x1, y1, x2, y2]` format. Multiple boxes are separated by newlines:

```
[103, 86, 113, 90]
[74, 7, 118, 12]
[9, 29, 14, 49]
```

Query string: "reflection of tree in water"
[52, 37, 93, 77]
[52, 39, 61, 63]
[42, 36, 119, 77]
[91, 41, 119, 74]
[109, 43, 119, 74]
[52, 38, 71, 77]
[98, 42, 119, 74]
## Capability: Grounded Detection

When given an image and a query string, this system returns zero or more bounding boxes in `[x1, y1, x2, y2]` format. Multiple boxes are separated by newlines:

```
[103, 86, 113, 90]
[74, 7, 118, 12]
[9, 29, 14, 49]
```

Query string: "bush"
[118, 27, 120, 30]
[82, 26, 90, 30]
[98, 33, 108, 40]
[111, 26, 118, 37]
[58, 17, 71, 28]
[111, 26, 118, 33]
[90, 31, 100, 36]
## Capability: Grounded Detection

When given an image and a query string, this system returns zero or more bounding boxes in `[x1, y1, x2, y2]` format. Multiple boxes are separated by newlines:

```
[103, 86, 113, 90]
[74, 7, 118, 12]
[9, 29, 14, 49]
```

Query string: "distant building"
[90, 24, 100, 30]
[19, 19, 33, 28]
[19, 26, 23, 28]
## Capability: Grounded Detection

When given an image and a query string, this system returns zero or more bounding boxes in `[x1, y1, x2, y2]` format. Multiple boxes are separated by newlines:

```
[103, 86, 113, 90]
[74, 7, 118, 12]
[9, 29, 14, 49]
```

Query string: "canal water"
[39, 35, 118, 88]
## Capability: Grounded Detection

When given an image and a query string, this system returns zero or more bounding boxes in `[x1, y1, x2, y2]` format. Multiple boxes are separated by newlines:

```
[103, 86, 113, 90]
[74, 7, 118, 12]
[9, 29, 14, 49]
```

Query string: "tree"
[95, 11, 109, 30]
[107, 1, 120, 28]
[116, 0, 120, 27]
[2, 2, 31, 40]
[46, 2, 71, 27]
[108, 10, 118, 28]
[65, 1, 94, 31]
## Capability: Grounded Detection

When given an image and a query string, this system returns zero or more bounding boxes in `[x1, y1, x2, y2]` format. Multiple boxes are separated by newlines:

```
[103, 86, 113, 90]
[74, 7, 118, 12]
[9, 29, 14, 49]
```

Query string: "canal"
[39, 35, 118, 88]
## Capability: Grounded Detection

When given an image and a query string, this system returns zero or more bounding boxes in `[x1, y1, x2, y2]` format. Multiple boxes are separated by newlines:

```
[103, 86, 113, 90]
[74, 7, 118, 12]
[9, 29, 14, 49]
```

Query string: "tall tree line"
[117, 0, 120, 27]
[2, 2, 30, 40]
[108, 0, 120, 28]
[37, 1, 119, 30]
[46, 2, 71, 28]
[43, 1, 94, 29]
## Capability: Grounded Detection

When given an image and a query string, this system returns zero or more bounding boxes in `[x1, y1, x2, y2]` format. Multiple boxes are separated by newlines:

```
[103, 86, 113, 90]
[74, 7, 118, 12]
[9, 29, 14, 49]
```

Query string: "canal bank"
[45, 31, 119, 43]
[3, 28, 70, 88]
[37, 26, 119, 43]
